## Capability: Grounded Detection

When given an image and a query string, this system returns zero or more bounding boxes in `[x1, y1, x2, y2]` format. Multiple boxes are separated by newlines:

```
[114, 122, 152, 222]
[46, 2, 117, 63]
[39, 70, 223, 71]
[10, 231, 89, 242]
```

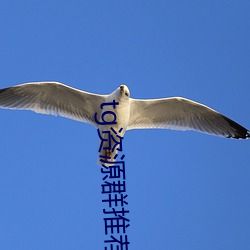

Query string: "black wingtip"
[247, 131, 250, 138]
[222, 115, 250, 139]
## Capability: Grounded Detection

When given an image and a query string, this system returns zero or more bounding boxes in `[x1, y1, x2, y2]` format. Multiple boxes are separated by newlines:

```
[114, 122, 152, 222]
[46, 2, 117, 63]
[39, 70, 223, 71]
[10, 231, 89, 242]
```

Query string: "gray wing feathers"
[128, 97, 249, 139]
[0, 82, 106, 126]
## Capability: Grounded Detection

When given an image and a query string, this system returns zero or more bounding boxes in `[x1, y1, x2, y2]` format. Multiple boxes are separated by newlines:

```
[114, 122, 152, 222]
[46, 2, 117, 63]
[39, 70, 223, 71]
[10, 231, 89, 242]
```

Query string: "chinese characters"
[96, 100, 130, 250]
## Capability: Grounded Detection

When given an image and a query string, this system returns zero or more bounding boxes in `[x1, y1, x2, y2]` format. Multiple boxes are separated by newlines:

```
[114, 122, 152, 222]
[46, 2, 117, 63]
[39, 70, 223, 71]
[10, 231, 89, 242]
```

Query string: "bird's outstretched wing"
[128, 97, 249, 139]
[0, 82, 106, 126]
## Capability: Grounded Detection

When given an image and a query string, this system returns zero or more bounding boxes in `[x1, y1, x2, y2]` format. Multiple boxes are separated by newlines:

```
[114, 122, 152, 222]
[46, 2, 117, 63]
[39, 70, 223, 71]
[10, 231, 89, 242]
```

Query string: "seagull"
[0, 82, 249, 165]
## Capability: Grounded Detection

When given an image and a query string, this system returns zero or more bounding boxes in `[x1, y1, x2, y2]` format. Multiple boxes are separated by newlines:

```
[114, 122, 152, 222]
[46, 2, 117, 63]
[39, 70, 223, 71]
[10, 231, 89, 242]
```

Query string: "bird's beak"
[120, 85, 125, 93]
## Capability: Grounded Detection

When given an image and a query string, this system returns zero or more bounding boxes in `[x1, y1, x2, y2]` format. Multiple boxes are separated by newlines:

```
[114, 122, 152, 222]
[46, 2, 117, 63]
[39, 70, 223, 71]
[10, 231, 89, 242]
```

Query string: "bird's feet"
[105, 149, 111, 161]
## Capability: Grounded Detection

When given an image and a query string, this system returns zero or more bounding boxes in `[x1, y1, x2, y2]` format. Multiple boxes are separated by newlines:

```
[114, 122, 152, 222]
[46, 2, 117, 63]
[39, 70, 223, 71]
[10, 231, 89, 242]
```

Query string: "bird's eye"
[125, 92, 129, 97]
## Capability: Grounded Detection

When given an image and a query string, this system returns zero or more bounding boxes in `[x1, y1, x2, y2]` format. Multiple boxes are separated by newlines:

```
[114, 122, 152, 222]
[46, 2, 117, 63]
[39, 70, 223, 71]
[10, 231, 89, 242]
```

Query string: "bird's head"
[119, 84, 130, 99]
[110, 84, 130, 103]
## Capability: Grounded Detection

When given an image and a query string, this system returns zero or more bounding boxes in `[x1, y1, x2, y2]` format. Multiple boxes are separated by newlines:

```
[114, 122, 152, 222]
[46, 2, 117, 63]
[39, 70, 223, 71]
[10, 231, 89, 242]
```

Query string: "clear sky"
[0, 1, 249, 250]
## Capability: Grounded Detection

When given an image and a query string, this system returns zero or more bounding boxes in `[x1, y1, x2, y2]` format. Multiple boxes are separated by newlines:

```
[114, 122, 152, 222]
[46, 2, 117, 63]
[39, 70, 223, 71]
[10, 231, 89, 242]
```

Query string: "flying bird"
[0, 82, 249, 166]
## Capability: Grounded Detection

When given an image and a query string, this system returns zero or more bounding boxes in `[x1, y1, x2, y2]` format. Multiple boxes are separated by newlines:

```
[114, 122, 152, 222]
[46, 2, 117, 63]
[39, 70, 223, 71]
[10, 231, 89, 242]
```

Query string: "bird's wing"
[128, 97, 249, 139]
[0, 82, 106, 126]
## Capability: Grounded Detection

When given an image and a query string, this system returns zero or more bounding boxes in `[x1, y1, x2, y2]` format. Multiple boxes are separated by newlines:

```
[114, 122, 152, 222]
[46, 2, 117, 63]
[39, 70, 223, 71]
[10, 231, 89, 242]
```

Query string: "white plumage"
[0, 82, 249, 165]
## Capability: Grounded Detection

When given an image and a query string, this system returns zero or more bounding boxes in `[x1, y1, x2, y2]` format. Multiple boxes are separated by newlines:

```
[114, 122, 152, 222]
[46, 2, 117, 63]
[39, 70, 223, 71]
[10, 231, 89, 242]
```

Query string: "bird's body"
[0, 82, 249, 166]
[97, 86, 130, 165]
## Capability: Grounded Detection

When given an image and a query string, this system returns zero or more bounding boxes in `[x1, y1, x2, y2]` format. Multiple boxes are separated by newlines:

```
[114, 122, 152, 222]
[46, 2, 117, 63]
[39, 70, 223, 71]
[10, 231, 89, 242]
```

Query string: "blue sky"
[0, 1, 249, 249]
